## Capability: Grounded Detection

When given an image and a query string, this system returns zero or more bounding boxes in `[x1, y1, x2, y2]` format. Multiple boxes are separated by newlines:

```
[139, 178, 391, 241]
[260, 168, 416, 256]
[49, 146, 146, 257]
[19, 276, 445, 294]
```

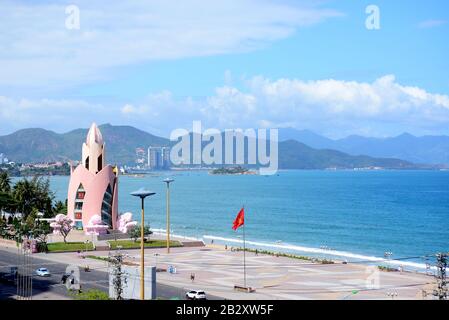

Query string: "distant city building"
[147, 146, 170, 170]
[67, 123, 119, 232]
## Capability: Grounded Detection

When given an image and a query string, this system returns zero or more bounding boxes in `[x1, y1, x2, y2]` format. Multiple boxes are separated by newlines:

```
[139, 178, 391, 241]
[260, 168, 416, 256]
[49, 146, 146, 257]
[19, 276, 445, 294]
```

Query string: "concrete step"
[95, 245, 110, 251]
[181, 241, 205, 247]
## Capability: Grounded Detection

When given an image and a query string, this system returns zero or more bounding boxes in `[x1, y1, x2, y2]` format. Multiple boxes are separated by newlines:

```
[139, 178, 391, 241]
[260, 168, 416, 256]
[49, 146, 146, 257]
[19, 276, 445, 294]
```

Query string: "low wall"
[96, 232, 130, 241]
[0, 238, 18, 248]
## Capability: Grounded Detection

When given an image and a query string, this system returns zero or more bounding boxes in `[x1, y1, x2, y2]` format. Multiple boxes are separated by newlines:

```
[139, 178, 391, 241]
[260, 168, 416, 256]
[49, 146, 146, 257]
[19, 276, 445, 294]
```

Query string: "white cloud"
[0, 95, 109, 133]
[418, 19, 447, 28]
[119, 74, 449, 137]
[2, 75, 449, 137]
[0, 0, 341, 89]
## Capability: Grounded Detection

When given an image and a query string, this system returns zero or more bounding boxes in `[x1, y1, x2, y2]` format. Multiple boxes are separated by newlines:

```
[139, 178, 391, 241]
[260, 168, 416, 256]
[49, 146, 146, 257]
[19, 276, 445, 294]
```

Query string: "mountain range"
[0, 124, 444, 170]
[279, 128, 449, 165]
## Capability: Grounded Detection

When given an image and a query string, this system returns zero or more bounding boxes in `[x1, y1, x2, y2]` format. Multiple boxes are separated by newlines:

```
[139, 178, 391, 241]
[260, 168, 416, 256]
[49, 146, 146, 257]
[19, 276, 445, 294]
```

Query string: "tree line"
[0, 170, 67, 250]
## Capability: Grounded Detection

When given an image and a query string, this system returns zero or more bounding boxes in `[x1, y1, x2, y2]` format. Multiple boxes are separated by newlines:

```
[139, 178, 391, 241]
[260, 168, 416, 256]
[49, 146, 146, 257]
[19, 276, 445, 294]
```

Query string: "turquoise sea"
[45, 170, 448, 268]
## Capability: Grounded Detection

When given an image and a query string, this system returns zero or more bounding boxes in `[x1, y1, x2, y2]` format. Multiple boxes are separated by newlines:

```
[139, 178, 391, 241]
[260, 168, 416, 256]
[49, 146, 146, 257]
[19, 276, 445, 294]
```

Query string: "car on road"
[185, 290, 207, 300]
[35, 268, 51, 277]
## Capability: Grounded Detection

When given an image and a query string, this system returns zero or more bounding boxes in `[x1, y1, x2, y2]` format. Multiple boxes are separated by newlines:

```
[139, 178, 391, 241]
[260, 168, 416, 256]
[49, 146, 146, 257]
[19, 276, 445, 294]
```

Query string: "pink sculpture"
[84, 214, 109, 235]
[66, 123, 119, 233]
[117, 212, 138, 233]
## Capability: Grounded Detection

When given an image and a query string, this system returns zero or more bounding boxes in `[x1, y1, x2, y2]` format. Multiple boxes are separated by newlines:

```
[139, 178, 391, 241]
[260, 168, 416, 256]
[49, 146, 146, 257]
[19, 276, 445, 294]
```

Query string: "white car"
[35, 268, 51, 277]
[185, 290, 207, 300]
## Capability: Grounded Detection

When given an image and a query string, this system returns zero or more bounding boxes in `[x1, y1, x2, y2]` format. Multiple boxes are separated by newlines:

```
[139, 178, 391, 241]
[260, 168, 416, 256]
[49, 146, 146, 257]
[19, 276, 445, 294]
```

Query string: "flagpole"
[243, 205, 246, 288]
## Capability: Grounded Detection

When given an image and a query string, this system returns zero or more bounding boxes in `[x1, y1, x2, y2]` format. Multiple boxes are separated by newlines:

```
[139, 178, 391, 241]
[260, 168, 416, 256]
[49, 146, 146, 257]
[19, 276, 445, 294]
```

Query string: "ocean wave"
[152, 228, 201, 242]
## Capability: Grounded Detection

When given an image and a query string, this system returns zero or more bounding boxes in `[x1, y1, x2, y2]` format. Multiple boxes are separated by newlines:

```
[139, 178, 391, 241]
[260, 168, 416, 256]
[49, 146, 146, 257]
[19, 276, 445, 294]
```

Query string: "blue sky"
[0, 0, 448, 138]
[79, 0, 449, 99]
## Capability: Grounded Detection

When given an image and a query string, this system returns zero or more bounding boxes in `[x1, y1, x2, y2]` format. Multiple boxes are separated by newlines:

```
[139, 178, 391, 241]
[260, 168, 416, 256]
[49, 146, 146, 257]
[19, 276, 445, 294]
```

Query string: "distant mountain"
[0, 124, 169, 165]
[0, 124, 440, 169]
[279, 128, 335, 149]
[279, 128, 449, 165]
[278, 140, 420, 170]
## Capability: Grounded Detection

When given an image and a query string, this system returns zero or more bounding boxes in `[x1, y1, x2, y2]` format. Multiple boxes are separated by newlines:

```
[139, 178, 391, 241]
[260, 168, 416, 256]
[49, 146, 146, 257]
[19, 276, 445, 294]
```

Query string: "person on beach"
[190, 273, 195, 282]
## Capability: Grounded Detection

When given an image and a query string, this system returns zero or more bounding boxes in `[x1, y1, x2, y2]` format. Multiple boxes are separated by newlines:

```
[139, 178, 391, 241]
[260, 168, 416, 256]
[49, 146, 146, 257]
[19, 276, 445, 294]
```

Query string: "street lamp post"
[163, 178, 174, 254]
[130, 188, 156, 300]
[384, 251, 393, 268]
[154, 253, 160, 270]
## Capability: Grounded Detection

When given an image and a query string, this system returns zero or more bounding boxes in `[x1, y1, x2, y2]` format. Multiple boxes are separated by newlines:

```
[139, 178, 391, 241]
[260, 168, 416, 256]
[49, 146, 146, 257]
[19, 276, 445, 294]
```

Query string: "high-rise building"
[147, 146, 170, 170]
[67, 123, 119, 232]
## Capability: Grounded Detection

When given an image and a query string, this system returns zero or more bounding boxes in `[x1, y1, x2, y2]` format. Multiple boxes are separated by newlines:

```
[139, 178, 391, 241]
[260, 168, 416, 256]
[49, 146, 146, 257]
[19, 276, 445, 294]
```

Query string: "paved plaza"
[2, 237, 436, 300]
[117, 245, 434, 300]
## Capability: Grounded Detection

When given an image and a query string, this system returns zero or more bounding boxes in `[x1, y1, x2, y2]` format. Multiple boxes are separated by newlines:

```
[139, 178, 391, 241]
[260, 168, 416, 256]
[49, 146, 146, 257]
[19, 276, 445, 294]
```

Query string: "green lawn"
[47, 241, 95, 252]
[108, 239, 182, 250]
[71, 289, 110, 300]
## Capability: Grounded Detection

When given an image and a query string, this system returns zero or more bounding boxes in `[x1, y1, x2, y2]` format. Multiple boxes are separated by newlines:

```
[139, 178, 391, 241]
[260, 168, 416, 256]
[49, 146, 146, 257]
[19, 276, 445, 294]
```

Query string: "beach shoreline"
[150, 230, 435, 274]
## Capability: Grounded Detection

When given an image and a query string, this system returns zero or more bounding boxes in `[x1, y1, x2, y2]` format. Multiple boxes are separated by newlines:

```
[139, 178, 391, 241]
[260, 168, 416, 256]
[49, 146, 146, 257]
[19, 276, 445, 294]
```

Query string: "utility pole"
[163, 178, 174, 254]
[433, 253, 448, 300]
[16, 237, 33, 300]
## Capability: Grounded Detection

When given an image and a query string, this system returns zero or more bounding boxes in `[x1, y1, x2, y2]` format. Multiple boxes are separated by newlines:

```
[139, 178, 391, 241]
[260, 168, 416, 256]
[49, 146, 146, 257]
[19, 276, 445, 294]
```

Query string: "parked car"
[35, 268, 51, 277]
[185, 290, 207, 300]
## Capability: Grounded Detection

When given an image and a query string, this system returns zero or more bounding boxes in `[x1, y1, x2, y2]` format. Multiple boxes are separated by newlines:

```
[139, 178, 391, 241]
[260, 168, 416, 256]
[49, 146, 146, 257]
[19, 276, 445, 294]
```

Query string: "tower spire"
[82, 123, 105, 174]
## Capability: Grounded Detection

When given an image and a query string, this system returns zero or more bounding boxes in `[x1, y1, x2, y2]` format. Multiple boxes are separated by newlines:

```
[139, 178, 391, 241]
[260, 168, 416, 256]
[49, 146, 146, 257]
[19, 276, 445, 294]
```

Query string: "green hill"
[0, 124, 438, 169]
[0, 124, 169, 165]
[278, 140, 421, 169]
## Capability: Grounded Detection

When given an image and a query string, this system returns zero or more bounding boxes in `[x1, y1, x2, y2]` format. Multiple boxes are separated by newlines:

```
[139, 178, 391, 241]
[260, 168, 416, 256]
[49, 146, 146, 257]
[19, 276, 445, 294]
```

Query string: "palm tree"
[0, 171, 11, 193]
[52, 200, 67, 216]
[0, 192, 18, 213]
[13, 179, 36, 218]
[12, 177, 54, 219]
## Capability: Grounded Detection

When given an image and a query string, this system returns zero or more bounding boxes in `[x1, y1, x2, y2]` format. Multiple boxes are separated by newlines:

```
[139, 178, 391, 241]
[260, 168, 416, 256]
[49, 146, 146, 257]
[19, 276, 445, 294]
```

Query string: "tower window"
[97, 154, 102, 172]
[85, 156, 89, 170]
[74, 183, 85, 221]
[101, 184, 113, 228]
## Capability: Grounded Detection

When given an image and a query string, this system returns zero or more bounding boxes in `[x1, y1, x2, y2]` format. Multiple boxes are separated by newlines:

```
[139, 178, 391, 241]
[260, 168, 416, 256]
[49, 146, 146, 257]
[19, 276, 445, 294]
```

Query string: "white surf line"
[152, 229, 202, 242]
[203, 235, 436, 271]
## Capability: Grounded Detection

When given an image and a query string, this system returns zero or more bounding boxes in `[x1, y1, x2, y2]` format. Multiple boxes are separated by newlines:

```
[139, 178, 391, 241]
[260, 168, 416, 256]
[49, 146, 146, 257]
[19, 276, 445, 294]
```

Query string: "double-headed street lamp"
[130, 188, 156, 300]
[163, 178, 174, 254]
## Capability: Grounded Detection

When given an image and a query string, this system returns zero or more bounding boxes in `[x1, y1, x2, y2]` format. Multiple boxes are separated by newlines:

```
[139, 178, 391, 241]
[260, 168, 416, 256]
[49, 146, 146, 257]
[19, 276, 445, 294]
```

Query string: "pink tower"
[67, 123, 119, 232]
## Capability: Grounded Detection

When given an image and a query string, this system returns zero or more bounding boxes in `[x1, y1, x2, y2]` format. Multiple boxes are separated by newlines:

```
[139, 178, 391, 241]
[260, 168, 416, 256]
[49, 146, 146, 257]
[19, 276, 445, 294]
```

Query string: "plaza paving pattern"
[118, 246, 434, 300]
[2, 241, 436, 300]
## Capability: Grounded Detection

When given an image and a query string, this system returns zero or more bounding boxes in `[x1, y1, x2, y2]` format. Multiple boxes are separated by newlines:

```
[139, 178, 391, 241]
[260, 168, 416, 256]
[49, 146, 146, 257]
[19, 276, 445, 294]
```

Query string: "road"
[0, 249, 219, 300]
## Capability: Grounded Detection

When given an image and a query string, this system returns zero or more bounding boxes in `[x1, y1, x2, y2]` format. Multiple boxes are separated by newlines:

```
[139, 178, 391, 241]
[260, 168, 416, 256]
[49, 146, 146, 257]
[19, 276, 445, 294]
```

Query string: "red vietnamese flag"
[232, 208, 245, 230]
